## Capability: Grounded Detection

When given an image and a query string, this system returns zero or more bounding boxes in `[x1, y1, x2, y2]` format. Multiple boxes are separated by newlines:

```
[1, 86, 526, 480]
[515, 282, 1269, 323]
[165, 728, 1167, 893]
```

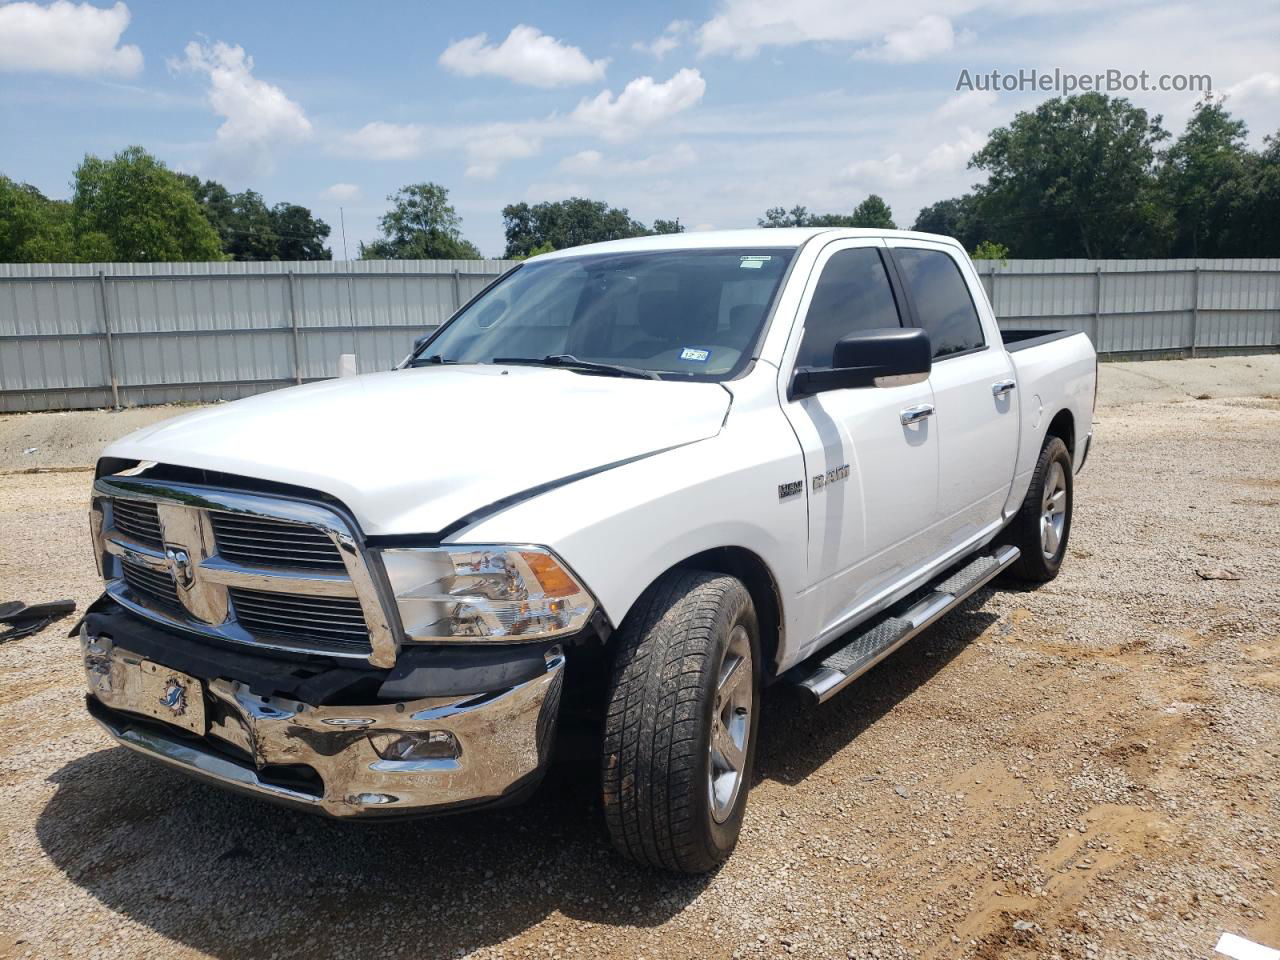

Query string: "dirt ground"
[0, 355, 1277, 960]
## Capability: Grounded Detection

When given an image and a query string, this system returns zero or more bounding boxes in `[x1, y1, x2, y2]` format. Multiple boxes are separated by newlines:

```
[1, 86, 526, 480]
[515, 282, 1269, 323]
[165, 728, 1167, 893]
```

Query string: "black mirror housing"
[412, 333, 432, 354]
[791, 327, 932, 397]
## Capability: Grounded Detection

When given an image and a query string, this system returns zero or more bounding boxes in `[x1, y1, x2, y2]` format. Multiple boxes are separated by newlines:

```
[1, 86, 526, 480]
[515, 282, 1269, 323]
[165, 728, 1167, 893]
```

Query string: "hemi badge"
[778, 480, 803, 501]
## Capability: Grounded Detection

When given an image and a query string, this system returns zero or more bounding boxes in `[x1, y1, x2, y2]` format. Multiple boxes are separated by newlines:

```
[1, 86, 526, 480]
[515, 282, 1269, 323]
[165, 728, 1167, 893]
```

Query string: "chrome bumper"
[81, 628, 564, 818]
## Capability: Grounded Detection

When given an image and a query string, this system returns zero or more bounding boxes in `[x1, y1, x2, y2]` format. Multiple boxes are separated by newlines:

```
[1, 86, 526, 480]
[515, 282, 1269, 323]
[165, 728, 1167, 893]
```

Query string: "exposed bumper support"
[82, 628, 564, 818]
[1077, 430, 1094, 473]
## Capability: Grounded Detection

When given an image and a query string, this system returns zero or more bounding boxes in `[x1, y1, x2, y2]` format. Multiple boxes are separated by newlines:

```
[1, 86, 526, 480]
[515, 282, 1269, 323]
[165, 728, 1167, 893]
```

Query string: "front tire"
[1004, 435, 1073, 582]
[601, 570, 760, 873]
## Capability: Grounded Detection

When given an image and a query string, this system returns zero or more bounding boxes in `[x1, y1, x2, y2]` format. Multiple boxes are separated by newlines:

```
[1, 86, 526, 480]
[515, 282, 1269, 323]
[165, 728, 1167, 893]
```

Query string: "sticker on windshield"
[740, 256, 771, 270]
[680, 347, 711, 363]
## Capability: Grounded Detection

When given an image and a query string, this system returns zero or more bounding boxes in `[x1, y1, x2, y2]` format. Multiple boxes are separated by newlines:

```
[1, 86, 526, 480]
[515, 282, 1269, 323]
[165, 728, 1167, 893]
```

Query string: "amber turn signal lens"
[520, 551, 579, 597]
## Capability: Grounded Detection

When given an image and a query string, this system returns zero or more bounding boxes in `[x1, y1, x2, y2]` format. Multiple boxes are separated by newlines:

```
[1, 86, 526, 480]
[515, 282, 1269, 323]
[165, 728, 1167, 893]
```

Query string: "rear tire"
[601, 570, 760, 874]
[1004, 435, 1073, 582]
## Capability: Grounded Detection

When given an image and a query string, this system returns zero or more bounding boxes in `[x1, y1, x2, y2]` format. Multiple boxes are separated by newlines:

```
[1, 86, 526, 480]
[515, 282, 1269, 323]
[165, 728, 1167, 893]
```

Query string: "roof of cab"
[528, 227, 961, 261]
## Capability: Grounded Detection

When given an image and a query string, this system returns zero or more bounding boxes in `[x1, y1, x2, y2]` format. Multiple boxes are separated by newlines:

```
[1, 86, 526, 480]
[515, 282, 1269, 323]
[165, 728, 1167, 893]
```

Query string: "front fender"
[452, 411, 809, 665]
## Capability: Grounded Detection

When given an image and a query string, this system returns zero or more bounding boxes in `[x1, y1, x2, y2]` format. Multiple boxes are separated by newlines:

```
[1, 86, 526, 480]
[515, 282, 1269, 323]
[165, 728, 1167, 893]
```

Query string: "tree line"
[3, 93, 1277, 264]
[762, 94, 1280, 260]
[354, 184, 684, 261]
[0, 146, 331, 263]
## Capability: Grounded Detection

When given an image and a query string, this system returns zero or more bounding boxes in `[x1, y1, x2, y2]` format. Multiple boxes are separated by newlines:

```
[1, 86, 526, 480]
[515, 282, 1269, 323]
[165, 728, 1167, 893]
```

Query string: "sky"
[1, 0, 1278, 259]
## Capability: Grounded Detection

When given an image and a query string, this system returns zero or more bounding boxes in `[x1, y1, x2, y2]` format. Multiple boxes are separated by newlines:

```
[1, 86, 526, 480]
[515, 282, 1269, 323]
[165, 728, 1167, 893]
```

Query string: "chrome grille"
[210, 512, 346, 571]
[94, 476, 396, 666]
[230, 588, 370, 651]
[112, 499, 162, 547]
[120, 557, 182, 611]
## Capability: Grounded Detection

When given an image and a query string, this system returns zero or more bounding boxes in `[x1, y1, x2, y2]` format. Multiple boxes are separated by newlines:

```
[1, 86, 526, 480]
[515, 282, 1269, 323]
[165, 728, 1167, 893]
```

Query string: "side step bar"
[786, 545, 1020, 705]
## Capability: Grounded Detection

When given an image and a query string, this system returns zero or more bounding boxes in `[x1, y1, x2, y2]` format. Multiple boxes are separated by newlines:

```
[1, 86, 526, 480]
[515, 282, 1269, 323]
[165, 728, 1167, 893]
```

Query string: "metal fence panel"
[2, 257, 1278, 412]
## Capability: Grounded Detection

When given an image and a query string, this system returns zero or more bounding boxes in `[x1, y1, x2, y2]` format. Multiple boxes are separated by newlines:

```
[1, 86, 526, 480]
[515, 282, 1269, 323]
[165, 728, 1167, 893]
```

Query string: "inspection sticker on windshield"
[740, 256, 771, 270]
[680, 347, 711, 363]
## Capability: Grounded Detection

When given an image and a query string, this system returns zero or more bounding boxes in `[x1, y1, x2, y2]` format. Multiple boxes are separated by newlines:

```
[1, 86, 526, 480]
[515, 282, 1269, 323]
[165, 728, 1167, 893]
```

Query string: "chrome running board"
[785, 545, 1020, 705]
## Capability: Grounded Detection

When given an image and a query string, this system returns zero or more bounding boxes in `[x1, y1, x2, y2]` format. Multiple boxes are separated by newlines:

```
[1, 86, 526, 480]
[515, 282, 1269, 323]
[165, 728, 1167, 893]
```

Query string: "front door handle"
[992, 379, 1017, 396]
[900, 403, 935, 425]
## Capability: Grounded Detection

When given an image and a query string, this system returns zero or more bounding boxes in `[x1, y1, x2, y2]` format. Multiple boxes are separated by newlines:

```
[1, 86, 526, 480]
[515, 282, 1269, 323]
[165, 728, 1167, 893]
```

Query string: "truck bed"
[1001, 328, 1081, 353]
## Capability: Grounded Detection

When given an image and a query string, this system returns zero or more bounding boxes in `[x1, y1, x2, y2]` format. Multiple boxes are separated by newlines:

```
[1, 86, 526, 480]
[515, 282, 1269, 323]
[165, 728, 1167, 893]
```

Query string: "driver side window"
[795, 247, 902, 369]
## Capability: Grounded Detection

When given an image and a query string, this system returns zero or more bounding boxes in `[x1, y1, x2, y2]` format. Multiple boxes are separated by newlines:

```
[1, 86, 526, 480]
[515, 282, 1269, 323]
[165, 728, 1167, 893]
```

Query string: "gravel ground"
[0, 356, 1277, 960]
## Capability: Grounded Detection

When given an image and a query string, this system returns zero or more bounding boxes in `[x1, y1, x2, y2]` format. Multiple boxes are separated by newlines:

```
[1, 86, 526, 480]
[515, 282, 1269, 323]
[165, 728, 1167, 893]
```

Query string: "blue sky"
[1, 0, 1278, 258]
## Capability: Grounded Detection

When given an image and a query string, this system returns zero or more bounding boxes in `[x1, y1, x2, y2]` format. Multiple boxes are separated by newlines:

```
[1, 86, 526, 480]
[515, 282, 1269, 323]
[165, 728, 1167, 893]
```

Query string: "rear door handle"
[992, 379, 1016, 396]
[900, 403, 935, 425]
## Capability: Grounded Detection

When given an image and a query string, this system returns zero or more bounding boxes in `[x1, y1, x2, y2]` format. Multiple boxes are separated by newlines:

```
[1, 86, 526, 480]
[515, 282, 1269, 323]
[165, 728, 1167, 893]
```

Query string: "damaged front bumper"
[81, 625, 564, 818]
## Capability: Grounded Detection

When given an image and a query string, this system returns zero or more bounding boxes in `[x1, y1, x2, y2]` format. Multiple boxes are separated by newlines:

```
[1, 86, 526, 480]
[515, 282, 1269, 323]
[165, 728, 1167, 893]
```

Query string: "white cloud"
[0, 1, 142, 77]
[841, 126, 985, 189]
[173, 41, 311, 175]
[464, 129, 541, 179]
[854, 15, 962, 63]
[697, 1, 912, 58]
[439, 24, 607, 88]
[559, 143, 698, 176]
[1225, 71, 1280, 104]
[694, 0, 1114, 58]
[937, 88, 998, 117]
[523, 181, 589, 201]
[632, 20, 691, 59]
[559, 149, 604, 174]
[323, 183, 360, 200]
[572, 68, 706, 141]
[336, 121, 427, 160]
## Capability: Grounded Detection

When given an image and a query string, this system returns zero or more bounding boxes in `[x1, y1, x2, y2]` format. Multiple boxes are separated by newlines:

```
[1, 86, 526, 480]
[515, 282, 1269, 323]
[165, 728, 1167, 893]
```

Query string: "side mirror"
[791, 327, 932, 397]
[412, 333, 432, 354]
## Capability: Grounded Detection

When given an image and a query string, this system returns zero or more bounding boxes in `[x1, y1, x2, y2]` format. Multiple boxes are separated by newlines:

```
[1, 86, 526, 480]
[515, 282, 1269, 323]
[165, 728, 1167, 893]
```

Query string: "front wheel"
[601, 570, 760, 873]
[1003, 435, 1074, 582]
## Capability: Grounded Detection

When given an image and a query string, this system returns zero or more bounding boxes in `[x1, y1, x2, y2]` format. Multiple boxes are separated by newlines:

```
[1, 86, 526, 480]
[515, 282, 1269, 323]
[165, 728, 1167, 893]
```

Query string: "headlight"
[379, 545, 595, 643]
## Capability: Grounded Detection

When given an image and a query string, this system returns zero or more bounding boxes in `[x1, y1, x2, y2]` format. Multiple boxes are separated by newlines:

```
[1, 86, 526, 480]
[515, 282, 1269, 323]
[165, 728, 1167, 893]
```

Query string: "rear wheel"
[601, 570, 760, 873]
[1004, 435, 1073, 582]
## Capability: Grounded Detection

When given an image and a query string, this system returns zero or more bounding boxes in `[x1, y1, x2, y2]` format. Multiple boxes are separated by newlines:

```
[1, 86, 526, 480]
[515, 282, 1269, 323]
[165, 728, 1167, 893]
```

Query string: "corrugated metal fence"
[2, 256, 1278, 413]
[0, 259, 513, 412]
[975, 258, 1280, 356]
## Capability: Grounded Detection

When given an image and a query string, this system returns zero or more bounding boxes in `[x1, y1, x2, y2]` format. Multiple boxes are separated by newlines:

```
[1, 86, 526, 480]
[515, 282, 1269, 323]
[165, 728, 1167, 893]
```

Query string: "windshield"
[411, 248, 795, 380]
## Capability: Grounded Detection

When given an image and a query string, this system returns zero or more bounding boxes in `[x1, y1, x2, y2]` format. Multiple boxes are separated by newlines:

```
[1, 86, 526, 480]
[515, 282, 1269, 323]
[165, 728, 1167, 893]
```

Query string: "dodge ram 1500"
[81, 228, 1096, 873]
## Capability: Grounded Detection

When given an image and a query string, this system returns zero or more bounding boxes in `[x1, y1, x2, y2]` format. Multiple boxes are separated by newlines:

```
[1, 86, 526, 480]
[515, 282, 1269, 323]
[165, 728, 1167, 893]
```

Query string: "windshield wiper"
[407, 354, 457, 367]
[491, 354, 660, 381]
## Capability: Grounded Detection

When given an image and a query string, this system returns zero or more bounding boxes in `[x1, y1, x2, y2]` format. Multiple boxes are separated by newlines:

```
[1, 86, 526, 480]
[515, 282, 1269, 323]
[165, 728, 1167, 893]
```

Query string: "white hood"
[103, 365, 731, 535]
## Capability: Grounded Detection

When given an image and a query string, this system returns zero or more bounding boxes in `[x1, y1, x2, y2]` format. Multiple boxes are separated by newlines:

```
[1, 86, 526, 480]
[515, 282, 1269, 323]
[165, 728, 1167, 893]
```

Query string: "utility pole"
[340, 206, 349, 261]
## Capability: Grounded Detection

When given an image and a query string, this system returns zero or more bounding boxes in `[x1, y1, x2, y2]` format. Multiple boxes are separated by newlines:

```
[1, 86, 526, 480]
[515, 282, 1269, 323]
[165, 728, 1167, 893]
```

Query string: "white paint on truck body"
[101, 228, 1097, 675]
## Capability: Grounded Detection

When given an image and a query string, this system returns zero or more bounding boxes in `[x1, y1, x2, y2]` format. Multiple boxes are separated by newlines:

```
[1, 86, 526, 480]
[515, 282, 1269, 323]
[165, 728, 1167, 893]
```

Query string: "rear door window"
[796, 247, 902, 369]
[893, 248, 985, 359]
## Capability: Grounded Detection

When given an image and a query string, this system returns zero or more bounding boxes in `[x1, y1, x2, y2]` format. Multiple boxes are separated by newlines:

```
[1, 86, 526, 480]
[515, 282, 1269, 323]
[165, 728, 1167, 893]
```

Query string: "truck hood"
[103, 365, 731, 536]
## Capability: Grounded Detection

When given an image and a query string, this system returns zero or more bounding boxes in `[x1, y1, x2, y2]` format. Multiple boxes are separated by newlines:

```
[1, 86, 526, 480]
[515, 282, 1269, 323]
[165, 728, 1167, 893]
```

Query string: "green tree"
[72, 146, 223, 261]
[512, 241, 556, 261]
[178, 176, 331, 260]
[1157, 96, 1250, 257]
[221, 189, 277, 261]
[758, 205, 811, 228]
[501, 197, 654, 259]
[969, 94, 1170, 258]
[1228, 130, 1280, 256]
[849, 194, 896, 229]
[910, 195, 986, 247]
[363, 183, 480, 260]
[177, 174, 233, 241]
[652, 218, 685, 234]
[270, 203, 331, 260]
[970, 240, 1009, 263]
[758, 199, 894, 229]
[0, 177, 78, 261]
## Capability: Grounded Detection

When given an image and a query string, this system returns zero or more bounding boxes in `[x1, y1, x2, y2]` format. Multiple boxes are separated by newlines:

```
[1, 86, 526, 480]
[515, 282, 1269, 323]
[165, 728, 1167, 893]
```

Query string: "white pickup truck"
[81, 228, 1095, 873]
